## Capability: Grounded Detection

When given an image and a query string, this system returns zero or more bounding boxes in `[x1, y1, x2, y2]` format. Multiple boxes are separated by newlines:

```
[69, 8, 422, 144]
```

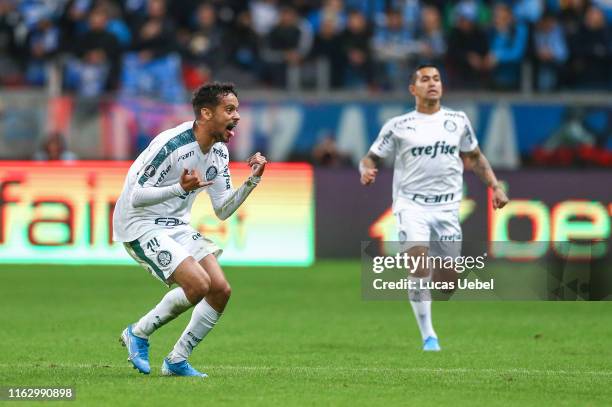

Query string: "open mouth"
[225, 122, 237, 139]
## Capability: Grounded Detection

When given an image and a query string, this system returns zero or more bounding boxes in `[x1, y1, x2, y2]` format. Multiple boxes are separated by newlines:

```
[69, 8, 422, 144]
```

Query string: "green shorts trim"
[127, 239, 166, 282]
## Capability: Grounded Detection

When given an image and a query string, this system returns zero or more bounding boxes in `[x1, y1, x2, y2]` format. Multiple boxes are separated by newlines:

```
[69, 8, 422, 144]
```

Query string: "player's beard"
[423, 95, 441, 106]
[211, 122, 234, 143]
[211, 129, 226, 143]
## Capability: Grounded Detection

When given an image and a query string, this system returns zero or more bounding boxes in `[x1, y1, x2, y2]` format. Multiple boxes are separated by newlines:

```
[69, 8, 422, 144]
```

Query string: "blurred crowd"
[0, 0, 611, 100]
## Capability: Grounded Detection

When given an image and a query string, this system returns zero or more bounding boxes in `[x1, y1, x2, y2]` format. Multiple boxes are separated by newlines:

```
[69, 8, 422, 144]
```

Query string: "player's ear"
[409, 84, 416, 96]
[201, 107, 213, 120]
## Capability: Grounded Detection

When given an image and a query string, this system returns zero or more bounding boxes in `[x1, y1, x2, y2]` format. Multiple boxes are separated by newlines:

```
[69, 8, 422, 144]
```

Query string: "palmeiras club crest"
[444, 120, 458, 132]
[206, 165, 218, 181]
[157, 250, 172, 267]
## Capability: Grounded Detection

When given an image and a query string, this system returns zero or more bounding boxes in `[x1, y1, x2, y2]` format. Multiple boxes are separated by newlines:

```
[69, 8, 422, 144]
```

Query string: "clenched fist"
[247, 152, 267, 177]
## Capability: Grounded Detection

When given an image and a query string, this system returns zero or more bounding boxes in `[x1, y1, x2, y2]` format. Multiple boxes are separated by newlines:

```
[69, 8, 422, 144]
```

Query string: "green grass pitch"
[1, 261, 611, 406]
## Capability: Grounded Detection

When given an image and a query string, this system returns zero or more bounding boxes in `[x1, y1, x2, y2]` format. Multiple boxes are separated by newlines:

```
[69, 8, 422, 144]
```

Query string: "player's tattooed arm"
[461, 147, 509, 209]
[359, 152, 380, 186]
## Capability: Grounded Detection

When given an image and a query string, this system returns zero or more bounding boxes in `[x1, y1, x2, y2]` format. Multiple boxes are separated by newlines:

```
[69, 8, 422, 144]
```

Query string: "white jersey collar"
[413, 108, 444, 119]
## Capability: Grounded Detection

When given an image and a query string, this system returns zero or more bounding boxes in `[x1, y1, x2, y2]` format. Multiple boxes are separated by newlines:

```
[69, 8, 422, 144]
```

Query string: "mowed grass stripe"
[2, 363, 612, 377]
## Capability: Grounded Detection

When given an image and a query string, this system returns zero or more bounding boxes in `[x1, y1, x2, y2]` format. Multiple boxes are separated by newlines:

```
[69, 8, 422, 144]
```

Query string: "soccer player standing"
[359, 65, 508, 351]
[113, 83, 267, 376]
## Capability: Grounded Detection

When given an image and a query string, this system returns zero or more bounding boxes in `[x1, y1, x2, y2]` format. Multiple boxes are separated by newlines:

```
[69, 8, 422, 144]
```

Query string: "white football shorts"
[124, 224, 222, 286]
[395, 207, 462, 258]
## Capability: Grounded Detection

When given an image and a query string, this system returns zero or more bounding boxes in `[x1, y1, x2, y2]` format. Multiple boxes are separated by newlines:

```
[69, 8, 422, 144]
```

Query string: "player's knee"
[211, 281, 231, 302]
[184, 275, 211, 304]
[219, 282, 231, 301]
[184, 287, 204, 304]
[198, 274, 212, 298]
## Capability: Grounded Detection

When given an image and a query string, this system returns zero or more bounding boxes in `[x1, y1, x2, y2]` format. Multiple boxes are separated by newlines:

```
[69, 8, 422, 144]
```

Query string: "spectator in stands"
[261, 5, 312, 87]
[98, 0, 131, 47]
[130, 0, 176, 61]
[558, 0, 588, 40]
[513, 0, 544, 23]
[33, 133, 78, 161]
[373, 8, 419, 89]
[311, 14, 345, 88]
[592, 0, 612, 23]
[399, 0, 422, 30]
[64, 6, 121, 96]
[345, 0, 387, 20]
[533, 13, 568, 91]
[339, 9, 374, 89]
[415, 5, 446, 67]
[167, 0, 208, 30]
[121, 0, 184, 102]
[290, 0, 319, 16]
[570, 5, 611, 89]
[60, 1, 131, 47]
[58, 0, 91, 40]
[311, 134, 352, 167]
[24, 10, 60, 85]
[250, 0, 279, 36]
[308, 0, 346, 34]
[5, 0, 611, 93]
[0, 0, 22, 85]
[223, 10, 261, 85]
[446, 1, 490, 89]
[485, 2, 528, 90]
[179, 2, 224, 89]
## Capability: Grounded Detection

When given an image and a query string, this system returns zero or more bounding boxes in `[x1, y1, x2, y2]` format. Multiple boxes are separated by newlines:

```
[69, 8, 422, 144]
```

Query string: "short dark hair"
[410, 64, 440, 84]
[192, 82, 237, 118]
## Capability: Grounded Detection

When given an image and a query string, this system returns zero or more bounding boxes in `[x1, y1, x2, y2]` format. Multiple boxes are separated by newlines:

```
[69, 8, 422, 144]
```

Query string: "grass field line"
[2, 363, 611, 377]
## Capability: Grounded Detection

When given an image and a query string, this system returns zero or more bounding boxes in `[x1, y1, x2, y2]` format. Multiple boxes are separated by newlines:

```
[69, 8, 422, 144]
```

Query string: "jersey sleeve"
[206, 162, 234, 211]
[129, 138, 184, 208]
[459, 113, 479, 152]
[206, 146, 260, 221]
[369, 120, 397, 159]
[136, 139, 180, 187]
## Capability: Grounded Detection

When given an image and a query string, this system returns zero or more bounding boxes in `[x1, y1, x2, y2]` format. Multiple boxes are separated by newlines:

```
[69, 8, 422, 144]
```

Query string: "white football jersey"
[113, 121, 234, 242]
[369, 107, 478, 213]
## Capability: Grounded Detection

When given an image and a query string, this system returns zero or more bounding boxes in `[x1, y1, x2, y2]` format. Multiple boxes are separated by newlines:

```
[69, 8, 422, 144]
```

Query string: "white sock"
[408, 275, 437, 341]
[167, 300, 220, 363]
[132, 287, 192, 339]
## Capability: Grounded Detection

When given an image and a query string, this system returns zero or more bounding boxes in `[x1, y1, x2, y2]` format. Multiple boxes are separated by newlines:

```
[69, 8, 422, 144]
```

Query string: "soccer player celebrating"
[113, 82, 266, 377]
[359, 65, 508, 351]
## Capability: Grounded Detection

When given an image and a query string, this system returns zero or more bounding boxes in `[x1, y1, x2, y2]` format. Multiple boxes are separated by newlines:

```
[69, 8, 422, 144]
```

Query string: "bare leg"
[199, 254, 232, 313]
